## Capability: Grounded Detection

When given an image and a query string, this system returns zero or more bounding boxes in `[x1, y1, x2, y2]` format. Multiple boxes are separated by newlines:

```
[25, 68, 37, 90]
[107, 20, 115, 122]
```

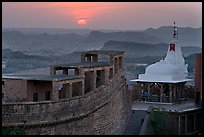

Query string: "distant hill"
[2, 28, 128, 35]
[2, 26, 202, 57]
[77, 31, 162, 50]
[143, 26, 202, 47]
[101, 40, 202, 58]
[2, 49, 81, 74]
[78, 26, 202, 50]
[86, 31, 161, 43]
[2, 48, 50, 60]
[2, 31, 88, 56]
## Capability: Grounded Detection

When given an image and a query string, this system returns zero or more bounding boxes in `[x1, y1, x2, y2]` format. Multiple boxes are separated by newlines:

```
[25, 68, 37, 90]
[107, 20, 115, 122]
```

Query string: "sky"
[2, 2, 202, 30]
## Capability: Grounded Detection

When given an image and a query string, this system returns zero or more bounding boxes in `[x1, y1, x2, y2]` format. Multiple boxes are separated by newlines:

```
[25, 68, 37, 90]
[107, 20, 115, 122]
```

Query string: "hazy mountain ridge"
[101, 40, 202, 58]
[2, 26, 202, 56]
[77, 31, 162, 50]
[2, 48, 81, 73]
[143, 26, 202, 47]
[86, 31, 161, 43]
[2, 31, 88, 56]
[2, 28, 126, 35]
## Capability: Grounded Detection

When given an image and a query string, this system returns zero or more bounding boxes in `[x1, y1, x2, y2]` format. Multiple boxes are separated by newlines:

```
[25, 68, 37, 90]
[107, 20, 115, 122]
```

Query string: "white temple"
[131, 22, 192, 83]
[130, 22, 193, 103]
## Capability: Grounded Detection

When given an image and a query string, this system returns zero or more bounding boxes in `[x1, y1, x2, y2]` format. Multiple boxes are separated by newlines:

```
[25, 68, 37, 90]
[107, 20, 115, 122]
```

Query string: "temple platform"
[132, 99, 201, 112]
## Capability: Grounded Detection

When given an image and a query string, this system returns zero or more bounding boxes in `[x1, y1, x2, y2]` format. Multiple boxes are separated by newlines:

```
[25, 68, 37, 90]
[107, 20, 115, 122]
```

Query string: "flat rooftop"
[132, 99, 201, 113]
[81, 50, 124, 55]
[2, 74, 84, 81]
[52, 62, 111, 68]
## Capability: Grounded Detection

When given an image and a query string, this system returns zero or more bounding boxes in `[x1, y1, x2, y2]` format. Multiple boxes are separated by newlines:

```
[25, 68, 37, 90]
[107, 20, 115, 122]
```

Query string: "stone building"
[2, 50, 132, 135]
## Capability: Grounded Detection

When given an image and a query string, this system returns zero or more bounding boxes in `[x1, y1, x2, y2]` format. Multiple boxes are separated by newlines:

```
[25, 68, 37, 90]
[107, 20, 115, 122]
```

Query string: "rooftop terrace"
[52, 62, 111, 68]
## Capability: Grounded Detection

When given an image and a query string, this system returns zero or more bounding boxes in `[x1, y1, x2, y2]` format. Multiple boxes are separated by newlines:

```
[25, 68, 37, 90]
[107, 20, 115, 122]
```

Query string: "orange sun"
[77, 19, 87, 26]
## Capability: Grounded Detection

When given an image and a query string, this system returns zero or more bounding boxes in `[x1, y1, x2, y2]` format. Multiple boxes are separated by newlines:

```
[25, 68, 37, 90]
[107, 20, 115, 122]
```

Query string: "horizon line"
[2, 25, 202, 31]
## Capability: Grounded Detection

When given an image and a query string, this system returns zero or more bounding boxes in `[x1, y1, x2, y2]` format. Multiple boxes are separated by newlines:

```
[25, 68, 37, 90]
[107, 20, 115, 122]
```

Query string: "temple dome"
[130, 23, 192, 83]
[145, 60, 180, 75]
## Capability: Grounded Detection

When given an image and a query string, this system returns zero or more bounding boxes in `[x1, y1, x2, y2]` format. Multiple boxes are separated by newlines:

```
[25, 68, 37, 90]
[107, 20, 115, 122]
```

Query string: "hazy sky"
[2, 2, 202, 30]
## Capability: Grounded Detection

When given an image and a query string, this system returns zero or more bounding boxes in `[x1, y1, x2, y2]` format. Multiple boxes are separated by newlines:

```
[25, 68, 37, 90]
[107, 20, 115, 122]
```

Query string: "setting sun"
[77, 19, 87, 26]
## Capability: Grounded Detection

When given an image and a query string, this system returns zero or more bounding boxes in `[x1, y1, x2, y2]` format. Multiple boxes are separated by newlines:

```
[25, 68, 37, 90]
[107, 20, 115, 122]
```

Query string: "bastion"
[2, 50, 132, 135]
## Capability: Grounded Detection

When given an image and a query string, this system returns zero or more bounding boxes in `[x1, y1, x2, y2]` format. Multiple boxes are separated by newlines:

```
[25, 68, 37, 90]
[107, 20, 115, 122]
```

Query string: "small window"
[2, 81, 5, 85]
[33, 93, 38, 102]
[45, 91, 50, 101]
[2, 93, 4, 98]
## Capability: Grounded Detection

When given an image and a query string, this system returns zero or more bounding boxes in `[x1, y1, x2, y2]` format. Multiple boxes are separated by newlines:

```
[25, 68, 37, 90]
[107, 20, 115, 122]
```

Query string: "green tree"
[150, 107, 169, 135]
[2, 127, 25, 135]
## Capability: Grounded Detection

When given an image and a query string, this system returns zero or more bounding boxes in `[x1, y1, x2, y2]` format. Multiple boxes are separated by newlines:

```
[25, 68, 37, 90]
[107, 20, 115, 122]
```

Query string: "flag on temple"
[169, 43, 175, 51]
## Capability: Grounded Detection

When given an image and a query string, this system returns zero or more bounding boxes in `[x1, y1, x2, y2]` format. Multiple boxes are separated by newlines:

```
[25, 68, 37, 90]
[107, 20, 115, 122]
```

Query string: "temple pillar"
[160, 84, 163, 102]
[180, 84, 183, 99]
[147, 83, 151, 101]
[174, 85, 176, 102]
[178, 85, 180, 101]
[182, 84, 185, 99]
[169, 84, 173, 103]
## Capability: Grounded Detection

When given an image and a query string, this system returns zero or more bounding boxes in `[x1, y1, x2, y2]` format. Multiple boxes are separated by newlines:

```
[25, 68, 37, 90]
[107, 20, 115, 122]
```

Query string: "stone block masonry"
[2, 50, 131, 135]
[2, 74, 131, 135]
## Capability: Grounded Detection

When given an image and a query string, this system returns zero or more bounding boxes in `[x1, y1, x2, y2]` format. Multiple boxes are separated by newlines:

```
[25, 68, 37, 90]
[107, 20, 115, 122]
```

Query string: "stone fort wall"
[2, 72, 132, 135]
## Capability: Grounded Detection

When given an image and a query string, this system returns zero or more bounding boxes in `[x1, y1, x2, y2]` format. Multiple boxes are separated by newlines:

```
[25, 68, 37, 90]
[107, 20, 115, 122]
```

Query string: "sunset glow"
[2, 2, 202, 30]
[77, 19, 87, 26]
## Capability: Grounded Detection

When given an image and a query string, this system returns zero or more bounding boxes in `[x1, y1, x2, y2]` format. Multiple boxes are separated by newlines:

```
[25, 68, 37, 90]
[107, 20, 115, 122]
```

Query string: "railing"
[140, 95, 172, 103]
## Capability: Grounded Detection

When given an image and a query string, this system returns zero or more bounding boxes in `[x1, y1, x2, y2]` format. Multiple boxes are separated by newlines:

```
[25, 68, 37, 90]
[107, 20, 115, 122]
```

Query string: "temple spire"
[173, 21, 178, 39]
